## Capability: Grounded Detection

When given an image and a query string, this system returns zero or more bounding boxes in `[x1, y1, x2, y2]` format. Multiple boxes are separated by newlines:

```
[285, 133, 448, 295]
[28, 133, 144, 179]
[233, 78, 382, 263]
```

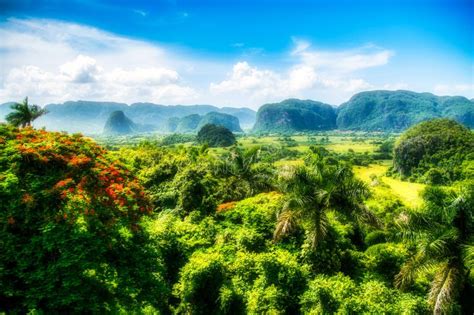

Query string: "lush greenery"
[197, 124, 236, 147]
[252, 99, 337, 133]
[392, 119, 474, 184]
[337, 90, 474, 131]
[1, 116, 473, 314]
[3, 90, 472, 134]
[0, 125, 166, 313]
[5, 97, 47, 128]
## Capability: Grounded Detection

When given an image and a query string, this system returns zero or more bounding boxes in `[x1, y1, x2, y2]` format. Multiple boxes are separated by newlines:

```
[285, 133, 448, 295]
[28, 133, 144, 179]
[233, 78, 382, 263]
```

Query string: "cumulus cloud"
[0, 18, 412, 107]
[0, 18, 197, 104]
[60, 55, 102, 83]
[210, 41, 388, 105]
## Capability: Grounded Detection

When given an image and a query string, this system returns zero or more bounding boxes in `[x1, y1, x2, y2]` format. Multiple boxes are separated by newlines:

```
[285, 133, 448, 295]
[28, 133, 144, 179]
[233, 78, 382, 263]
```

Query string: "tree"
[274, 157, 375, 249]
[392, 118, 474, 183]
[196, 123, 236, 147]
[0, 125, 168, 313]
[395, 184, 474, 314]
[215, 147, 274, 201]
[6, 97, 47, 128]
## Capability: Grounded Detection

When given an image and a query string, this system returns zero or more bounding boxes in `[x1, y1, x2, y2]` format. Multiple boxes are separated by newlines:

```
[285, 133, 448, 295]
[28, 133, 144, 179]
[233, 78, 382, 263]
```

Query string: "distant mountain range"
[0, 101, 256, 134]
[336, 90, 474, 132]
[0, 90, 472, 134]
[253, 90, 473, 133]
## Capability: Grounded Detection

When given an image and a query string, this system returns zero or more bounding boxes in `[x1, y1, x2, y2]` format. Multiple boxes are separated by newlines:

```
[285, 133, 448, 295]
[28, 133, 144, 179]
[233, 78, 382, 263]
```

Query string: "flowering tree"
[0, 125, 167, 313]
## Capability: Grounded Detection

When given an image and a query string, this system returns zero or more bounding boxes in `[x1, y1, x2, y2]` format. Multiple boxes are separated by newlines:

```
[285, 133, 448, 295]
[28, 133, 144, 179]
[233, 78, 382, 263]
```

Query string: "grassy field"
[353, 162, 425, 208]
[98, 131, 423, 208]
[237, 135, 379, 154]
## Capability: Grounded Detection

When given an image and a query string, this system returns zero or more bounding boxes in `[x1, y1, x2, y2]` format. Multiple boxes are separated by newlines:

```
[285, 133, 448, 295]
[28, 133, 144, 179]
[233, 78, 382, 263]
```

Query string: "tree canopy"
[392, 118, 474, 184]
[0, 124, 167, 313]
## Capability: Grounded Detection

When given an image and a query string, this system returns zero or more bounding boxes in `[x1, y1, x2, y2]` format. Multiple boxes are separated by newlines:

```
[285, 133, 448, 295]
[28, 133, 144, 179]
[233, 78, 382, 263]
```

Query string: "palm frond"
[429, 263, 460, 315]
[423, 228, 458, 258]
[274, 209, 300, 241]
[462, 244, 474, 270]
[353, 204, 382, 228]
[395, 252, 430, 289]
[308, 209, 328, 249]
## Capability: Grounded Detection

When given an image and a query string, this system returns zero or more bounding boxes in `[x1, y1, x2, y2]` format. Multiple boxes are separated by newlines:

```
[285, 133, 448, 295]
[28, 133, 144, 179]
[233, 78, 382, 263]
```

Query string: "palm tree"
[215, 146, 273, 199]
[6, 97, 47, 128]
[395, 185, 474, 314]
[274, 158, 376, 249]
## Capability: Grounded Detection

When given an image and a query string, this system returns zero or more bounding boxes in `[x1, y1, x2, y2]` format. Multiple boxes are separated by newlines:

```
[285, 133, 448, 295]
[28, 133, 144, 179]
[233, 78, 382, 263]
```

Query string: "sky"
[0, 0, 472, 108]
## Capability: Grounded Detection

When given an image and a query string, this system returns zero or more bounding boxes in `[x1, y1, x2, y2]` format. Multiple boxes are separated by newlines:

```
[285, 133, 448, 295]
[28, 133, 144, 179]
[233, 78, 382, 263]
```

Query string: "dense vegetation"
[392, 119, 474, 184]
[2, 90, 472, 134]
[253, 99, 337, 133]
[196, 124, 236, 147]
[337, 90, 474, 131]
[1, 114, 473, 314]
[0, 125, 165, 312]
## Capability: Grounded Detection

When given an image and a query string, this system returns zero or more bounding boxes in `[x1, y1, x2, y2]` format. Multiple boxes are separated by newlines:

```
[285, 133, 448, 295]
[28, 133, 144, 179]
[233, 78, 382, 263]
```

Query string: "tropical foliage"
[0, 124, 166, 313]
[395, 185, 474, 314]
[1, 116, 473, 314]
[5, 97, 48, 128]
[392, 118, 474, 184]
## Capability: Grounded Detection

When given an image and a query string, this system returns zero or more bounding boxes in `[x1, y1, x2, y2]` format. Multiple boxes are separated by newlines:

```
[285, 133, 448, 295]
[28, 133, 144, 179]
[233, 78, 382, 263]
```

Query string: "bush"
[174, 251, 226, 314]
[363, 243, 409, 282]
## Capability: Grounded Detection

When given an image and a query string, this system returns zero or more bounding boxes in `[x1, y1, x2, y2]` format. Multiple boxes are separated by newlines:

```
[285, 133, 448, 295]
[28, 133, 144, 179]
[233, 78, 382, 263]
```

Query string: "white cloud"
[434, 84, 474, 97]
[291, 39, 393, 73]
[0, 18, 432, 108]
[60, 55, 102, 83]
[210, 41, 388, 105]
[0, 18, 198, 104]
[211, 62, 281, 94]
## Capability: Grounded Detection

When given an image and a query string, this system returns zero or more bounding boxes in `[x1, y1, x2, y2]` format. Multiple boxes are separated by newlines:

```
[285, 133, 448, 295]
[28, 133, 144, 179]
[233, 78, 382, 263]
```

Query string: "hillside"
[173, 114, 202, 133]
[103, 111, 137, 135]
[252, 99, 337, 133]
[170, 111, 242, 133]
[337, 90, 474, 131]
[197, 112, 242, 132]
[0, 101, 256, 134]
[392, 118, 474, 183]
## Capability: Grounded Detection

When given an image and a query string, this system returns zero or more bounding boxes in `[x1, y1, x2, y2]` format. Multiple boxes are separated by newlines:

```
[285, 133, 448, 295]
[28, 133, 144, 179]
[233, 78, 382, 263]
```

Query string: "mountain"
[170, 112, 242, 133]
[252, 99, 337, 133]
[103, 111, 137, 135]
[0, 102, 15, 122]
[337, 90, 474, 131]
[0, 100, 256, 134]
[174, 114, 202, 133]
[36, 101, 127, 134]
[197, 112, 242, 132]
[218, 107, 256, 129]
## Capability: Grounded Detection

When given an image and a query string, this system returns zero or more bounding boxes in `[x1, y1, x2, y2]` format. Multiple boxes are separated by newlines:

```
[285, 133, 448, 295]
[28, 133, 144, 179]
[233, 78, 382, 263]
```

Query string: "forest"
[1, 99, 473, 314]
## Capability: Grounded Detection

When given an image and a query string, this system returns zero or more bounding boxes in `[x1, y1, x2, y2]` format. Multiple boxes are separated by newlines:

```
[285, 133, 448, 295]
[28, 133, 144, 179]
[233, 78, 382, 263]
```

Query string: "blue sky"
[0, 0, 472, 108]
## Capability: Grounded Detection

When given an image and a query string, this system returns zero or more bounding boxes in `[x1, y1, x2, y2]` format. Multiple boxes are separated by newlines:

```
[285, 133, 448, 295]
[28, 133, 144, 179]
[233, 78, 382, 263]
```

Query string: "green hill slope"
[337, 90, 474, 131]
[252, 99, 337, 133]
